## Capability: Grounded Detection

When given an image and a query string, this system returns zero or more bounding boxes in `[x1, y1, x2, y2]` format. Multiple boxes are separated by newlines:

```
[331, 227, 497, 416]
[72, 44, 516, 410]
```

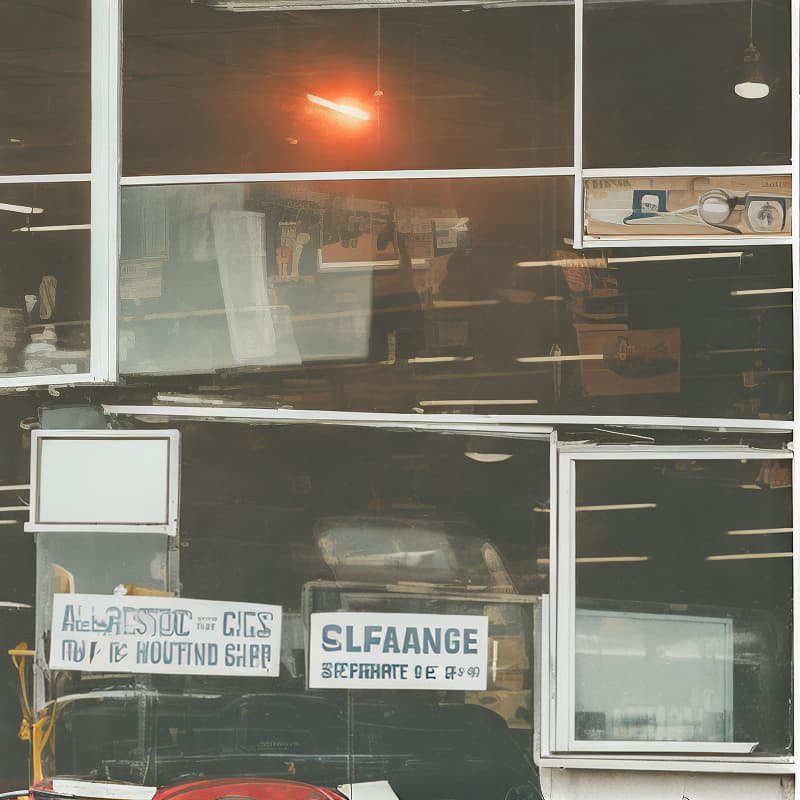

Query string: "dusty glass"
[583, 0, 791, 168]
[573, 457, 792, 755]
[119, 179, 791, 419]
[0, 183, 91, 378]
[122, 1, 574, 174]
[0, 0, 91, 175]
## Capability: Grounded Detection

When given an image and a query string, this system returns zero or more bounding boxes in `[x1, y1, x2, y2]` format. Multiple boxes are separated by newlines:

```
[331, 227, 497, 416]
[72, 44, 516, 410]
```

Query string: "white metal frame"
[541, 443, 794, 773]
[91, 0, 121, 384]
[25, 428, 181, 535]
[101, 405, 796, 434]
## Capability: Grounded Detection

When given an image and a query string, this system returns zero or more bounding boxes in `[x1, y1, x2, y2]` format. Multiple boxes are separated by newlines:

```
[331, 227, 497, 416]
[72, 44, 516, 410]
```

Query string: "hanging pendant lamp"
[734, 0, 769, 99]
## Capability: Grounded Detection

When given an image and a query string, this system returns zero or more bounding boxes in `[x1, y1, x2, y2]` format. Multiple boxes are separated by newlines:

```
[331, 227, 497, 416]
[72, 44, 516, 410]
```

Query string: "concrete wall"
[540, 769, 794, 800]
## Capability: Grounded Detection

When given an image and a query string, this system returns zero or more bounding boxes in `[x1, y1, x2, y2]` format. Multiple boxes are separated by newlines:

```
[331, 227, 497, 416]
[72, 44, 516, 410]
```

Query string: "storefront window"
[558, 449, 792, 757]
[118, 179, 791, 420]
[0, 0, 90, 175]
[0, 0, 794, 787]
[38, 423, 549, 796]
[0, 183, 91, 378]
[583, 0, 791, 168]
[122, 1, 574, 175]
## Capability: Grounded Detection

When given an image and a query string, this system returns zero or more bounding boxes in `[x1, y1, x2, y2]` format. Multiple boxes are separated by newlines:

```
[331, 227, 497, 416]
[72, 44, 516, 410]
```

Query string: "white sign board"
[308, 612, 488, 690]
[26, 429, 181, 535]
[52, 781, 157, 800]
[50, 594, 282, 677]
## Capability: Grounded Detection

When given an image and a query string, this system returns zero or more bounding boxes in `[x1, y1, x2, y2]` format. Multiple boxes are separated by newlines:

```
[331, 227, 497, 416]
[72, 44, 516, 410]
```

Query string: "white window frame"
[25, 429, 180, 535]
[537, 443, 795, 774]
[0, 0, 119, 389]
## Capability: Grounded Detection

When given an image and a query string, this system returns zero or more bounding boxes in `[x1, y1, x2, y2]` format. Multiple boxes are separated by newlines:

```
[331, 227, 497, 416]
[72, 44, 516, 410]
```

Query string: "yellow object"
[120, 584, 176, 597]
[9, 641, 56, 783]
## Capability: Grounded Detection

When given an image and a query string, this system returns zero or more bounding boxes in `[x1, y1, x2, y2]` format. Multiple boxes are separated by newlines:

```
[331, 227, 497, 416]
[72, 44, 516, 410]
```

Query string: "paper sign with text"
[50, 594, 282, 677]
[308, 612, 488, 690]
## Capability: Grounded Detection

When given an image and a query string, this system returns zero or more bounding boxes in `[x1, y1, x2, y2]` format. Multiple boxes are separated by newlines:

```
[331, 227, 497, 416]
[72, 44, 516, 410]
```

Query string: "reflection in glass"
[315, 516, 514, 592]
[584, 0, 790, 168]
[39, 424, 549, 798]
[0, 183, 91, 377]
[122, 2, 573, 174]
[308, 584, 539, 800]
[0, 0, 90, 175]
[573, 459, 792, 754]
[576, 609, 734, 745]
[584, 175, 792, 239]
[120, 180, 791, 419]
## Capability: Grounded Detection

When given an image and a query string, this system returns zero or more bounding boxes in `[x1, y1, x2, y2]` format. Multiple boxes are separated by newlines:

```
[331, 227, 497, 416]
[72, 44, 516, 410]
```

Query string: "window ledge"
[537, 755, 794, 775]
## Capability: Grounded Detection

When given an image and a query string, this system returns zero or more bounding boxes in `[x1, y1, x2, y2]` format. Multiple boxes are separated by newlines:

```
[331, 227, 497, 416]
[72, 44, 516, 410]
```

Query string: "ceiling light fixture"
[607, 252, 744, 265]
[515, 259, 574, 268]
[576, 556, 650, 564]
[730, 287, 792, 296]
[13, 224, 90, 233]
[408, 356, 474, 364]
[464, 452, 513, 463]
[706, 552, 791, 561]
[734, 0, 769, 99]
[726, 527, 792, 535]
[306, 93, 370, 121]
[516, 354, 603, 364]
[531, 502, 658, 513]
[418, 399, 539, 407]
[0, 203, 43, 215]
[576, 503, 657, 512]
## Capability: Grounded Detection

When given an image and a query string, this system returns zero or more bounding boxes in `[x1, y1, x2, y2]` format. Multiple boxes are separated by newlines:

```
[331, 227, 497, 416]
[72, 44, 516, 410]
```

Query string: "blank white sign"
[28, 431, 179, 533]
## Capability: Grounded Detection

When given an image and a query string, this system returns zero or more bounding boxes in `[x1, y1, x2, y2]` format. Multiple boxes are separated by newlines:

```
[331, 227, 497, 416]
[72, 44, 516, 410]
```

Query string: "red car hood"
[153, 779, 344, 800]
[32, 779, 344, 800]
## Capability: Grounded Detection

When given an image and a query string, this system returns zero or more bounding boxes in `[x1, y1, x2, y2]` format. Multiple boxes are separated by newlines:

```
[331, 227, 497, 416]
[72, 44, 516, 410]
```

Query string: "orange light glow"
[306, 93, 370, 121]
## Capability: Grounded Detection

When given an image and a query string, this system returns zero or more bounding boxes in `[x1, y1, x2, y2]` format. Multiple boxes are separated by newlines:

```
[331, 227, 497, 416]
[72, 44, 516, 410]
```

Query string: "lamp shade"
[735, 45, 769, 99]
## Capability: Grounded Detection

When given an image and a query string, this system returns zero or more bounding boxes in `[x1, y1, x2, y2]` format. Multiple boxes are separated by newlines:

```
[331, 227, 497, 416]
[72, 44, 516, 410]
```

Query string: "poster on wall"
[575, 325, 680, 396]
[308, 611, 488, 690]
[50, 594, 282, 677]
[584, 175, 792, 238]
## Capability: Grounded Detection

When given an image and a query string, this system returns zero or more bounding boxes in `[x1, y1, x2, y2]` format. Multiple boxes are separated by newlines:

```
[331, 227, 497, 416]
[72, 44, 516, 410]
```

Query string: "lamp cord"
[748, 0, 754, 48]
[375, 9, 383, 139]
[376, 9, 382, 95]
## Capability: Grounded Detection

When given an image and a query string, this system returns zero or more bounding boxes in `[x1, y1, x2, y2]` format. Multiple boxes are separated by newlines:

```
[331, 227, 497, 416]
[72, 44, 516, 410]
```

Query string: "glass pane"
[119, 179, 791, 419]
[307, 588, 539, 800]
[585, 175, 792, 240]
[40, 423, 549, 800]
[573, 458, 792, 754]
[584, 0, 791, 168]
[0, 0, 91, 175]
[35, 531, 171, 690]
[35, 531, 171, 780]
[122, 1, 574, 175]
[0, 183, 91, 378]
